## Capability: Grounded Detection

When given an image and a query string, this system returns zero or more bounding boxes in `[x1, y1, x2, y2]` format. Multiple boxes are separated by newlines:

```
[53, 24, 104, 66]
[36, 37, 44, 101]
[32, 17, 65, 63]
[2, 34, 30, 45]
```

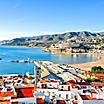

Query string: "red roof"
[69, 80, 76, 84]
[80, 95, 97, 100]
[37, 97, 44, 104]
[0, 79, 4, 83]
[72, 100, 78, 104]
[77, 82, 90, 85]
[91, 82, 104, 87]
[57, 100, 66, 104]
[90, 89, 97, 93]
[65, 82, 70, 85]
[0, 100, 10, 104]
[0, 91, 14, 97]
[15, 87, 34, 98]
[81, 95, 92, 100]
[72, 84, 77, 89]
[50, 79, 58, 82]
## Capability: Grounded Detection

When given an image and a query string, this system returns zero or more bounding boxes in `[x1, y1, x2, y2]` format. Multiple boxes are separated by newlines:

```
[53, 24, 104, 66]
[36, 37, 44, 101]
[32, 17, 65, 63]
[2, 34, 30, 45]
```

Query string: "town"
[44, 36, 104, 54]
[0, 0, 104, 104]
[0, 60, 104, 104]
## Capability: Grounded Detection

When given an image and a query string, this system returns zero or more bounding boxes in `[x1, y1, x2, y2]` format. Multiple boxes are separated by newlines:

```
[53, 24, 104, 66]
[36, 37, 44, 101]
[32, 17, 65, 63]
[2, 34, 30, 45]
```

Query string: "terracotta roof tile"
[0, 91, 14, 97]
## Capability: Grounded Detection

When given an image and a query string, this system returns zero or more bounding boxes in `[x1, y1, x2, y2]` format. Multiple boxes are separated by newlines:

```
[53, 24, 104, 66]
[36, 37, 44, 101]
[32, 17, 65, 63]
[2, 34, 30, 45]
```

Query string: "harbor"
[0, 46, 97, 74]
[34, 61, 86, 82]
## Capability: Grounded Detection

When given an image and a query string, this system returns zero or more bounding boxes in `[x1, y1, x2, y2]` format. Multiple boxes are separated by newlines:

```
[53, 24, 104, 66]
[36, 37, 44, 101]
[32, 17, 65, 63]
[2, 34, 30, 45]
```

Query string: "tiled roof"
[91, 82, 104, 87]
[77, 82, 90, 85]
[0, 79, 4, 83]
[15, 87, 34, 98]
[56, 100, 66, 104]
[39, 79, 48, 83]
[36, 97, 44, 104]
[0, 100, 10, 104]
[81, 95, 96, 100]
[0, 91, 14, 97]
[90, 89, 97, 93]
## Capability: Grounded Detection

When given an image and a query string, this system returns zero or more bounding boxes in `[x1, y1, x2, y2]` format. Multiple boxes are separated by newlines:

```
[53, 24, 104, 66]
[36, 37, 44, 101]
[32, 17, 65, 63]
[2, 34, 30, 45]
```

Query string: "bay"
[0, 46, 96, 74]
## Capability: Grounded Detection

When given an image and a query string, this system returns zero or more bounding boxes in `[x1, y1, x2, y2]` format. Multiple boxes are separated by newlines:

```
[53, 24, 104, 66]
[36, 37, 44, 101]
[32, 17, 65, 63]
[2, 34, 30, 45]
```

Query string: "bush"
[85, 78, 102, 82]
[91, 66, 104, 73]
[57, 71, 61, 74]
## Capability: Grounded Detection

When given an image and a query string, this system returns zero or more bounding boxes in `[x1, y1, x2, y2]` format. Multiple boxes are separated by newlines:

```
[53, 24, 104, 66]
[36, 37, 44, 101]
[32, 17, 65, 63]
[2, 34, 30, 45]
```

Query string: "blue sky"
[0, 0, 104, 40]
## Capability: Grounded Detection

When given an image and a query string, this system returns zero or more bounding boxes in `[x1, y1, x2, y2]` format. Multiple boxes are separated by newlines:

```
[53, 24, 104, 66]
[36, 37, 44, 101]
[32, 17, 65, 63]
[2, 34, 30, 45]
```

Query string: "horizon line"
[0, 30, 104, 41]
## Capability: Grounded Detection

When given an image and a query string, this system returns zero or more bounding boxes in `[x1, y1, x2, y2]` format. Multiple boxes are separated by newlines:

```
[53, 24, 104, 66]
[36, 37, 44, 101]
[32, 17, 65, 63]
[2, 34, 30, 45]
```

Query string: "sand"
[70, 53, 104, 71]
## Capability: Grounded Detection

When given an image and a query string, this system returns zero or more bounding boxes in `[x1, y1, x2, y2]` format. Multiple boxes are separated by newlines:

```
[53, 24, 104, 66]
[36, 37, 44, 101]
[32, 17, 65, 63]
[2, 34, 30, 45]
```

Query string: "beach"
[70, 53, 104, 71]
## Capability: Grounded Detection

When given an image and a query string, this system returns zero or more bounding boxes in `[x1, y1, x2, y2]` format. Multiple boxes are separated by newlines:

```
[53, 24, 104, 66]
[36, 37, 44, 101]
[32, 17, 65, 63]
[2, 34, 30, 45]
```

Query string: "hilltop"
[1, 31, 104, 47]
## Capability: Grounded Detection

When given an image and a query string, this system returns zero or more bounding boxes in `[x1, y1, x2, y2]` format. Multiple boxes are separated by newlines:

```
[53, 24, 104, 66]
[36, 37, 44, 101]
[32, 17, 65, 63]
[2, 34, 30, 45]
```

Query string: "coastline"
[1, 45, 103, 72]
[70, 53, 104, 71]
[0, 45, 43, 48]
[43, 47, 104, 71]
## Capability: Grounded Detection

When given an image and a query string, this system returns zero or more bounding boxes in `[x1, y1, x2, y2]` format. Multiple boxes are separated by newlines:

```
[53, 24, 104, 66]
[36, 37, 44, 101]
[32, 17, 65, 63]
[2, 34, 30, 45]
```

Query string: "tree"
[91, 66, 98, 73]
[91, 66, 104, 73]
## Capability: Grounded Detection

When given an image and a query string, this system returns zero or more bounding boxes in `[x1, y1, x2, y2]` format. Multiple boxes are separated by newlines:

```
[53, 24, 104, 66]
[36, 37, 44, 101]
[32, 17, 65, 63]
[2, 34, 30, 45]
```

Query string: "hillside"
[1, 31, 104, 47]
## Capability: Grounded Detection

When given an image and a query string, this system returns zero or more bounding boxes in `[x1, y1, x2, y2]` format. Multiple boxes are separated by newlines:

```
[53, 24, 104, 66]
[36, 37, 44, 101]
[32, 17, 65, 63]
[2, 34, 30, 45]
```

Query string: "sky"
[0, 0, 104, 40]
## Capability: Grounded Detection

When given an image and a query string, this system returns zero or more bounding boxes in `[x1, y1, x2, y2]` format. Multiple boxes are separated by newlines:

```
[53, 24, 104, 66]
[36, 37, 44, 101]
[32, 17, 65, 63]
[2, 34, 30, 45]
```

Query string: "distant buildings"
[43, 36, 104, 54]
[46, 40, 90, 54]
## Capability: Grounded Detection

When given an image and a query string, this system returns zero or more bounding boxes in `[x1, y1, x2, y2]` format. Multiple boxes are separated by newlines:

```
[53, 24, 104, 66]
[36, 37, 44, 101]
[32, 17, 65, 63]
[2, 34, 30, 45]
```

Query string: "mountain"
[1, 31, 104, 47]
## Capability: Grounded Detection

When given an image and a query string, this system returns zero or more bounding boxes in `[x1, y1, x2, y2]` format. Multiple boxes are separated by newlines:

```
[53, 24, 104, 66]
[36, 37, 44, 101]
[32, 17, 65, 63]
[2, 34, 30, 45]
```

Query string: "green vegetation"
[84, 78, 102, 82]
[101, 38, 104, 43]
[52, 62, 58, 64]
[2, 41, 54, 48]
[57, 71, 61, 74]
[95, 38, 104, 44]
[91, 66, 104, 73]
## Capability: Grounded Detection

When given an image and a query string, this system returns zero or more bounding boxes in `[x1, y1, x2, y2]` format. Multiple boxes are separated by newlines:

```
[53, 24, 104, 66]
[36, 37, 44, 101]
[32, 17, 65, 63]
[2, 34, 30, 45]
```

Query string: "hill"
[1, 31, 104, 47]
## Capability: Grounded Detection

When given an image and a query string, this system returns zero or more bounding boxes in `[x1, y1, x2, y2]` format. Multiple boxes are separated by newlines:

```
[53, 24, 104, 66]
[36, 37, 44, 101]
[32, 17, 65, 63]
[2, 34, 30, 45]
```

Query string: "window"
[49, 84, 52, 86]
[59, 94, 61, 97]
[61, 86, 64, 88]
[66, 94, 68, 99]
[43, 91, 45, 93]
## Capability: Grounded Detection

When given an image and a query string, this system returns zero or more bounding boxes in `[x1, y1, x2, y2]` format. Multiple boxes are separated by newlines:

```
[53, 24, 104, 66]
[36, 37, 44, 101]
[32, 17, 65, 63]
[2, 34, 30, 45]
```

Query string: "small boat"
[11, 60, 19, 63]
[0, 58, 2, 60]
[11, 58, 34, 63]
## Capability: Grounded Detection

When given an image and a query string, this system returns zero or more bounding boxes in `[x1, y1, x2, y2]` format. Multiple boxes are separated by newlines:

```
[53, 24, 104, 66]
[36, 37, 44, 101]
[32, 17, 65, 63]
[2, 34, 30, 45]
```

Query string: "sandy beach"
[70, 53, 104, 71]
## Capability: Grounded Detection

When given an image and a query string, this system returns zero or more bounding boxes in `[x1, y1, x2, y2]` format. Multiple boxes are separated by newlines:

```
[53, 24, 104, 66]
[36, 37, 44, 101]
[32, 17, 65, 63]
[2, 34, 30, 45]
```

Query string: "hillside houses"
[46, 40, 91, 54]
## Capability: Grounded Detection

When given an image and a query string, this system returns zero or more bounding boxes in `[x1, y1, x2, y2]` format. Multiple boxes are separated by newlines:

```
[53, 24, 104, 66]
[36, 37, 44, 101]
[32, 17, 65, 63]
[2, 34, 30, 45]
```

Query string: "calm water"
[0, 46, 96, 74]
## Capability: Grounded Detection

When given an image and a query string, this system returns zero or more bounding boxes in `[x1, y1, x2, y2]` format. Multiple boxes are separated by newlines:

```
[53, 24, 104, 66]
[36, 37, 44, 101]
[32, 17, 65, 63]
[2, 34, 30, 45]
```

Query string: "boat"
[11, 59, 34, 63]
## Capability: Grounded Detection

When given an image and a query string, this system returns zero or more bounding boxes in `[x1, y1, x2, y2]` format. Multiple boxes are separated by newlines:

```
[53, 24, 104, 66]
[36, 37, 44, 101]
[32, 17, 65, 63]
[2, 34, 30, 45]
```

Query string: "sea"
[0, 45, 97, 75]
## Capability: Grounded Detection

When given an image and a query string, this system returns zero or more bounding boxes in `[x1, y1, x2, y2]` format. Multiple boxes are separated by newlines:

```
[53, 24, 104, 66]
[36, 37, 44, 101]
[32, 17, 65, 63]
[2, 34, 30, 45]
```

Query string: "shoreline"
[1, 45, 103, 72]
[0, 45, 43, 48]
[43, 48, 104, 71]
[70, 53, 104, 71]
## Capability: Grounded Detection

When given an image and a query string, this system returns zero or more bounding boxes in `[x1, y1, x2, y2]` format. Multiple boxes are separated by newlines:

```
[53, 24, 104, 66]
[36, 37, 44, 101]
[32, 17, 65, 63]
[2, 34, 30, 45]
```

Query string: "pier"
[34, 61, 84, 82]
[34, 61, 50, 78]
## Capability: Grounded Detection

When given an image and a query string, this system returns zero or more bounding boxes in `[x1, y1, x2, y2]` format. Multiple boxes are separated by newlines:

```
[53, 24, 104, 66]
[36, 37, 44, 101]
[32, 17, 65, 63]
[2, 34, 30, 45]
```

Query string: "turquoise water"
[0, 46, 96, 74]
